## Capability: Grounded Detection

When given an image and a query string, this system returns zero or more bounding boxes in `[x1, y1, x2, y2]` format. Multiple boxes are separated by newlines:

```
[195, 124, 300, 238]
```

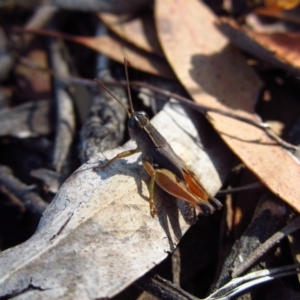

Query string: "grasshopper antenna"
[94, 78, 131, 117]
[124, 58, 134, 114]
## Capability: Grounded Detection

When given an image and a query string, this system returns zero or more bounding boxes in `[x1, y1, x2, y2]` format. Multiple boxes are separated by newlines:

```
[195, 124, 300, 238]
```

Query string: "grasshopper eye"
[128, 116, 140, 129]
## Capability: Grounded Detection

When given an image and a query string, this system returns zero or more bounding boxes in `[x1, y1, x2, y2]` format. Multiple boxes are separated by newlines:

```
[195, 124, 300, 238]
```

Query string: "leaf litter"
[2, 1, 300, 299]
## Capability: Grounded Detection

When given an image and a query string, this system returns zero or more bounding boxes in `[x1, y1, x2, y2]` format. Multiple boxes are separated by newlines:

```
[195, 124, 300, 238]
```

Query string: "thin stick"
[217, 182, 263, 196]
[129, 81, 298, 151]
[137, 275, 198, 300]
[17, 59, 298, 151]
[232, 216, 300, 278]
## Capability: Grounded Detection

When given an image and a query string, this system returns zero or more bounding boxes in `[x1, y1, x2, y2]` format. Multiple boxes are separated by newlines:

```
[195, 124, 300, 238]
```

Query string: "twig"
[265, 128, 298, 150]
[214, 194, 289, 289]
[14, 60, 299, 151]
[49, 0, 152, 14]
[232, 215, 300, 278]
[129, 81, 297, 151]
[217, 182, 263, 196]
[0, 185, 26, 213]
[0, 165, 48, 216]
[78, 22, 127, 163]
[137, 275, 198, 300]
[25, 5, 58, 34]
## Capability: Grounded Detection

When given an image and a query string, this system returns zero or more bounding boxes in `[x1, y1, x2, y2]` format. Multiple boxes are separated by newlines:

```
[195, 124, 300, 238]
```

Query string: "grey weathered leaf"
[0, 100, 52, 138]
[0, 103, 234, 299]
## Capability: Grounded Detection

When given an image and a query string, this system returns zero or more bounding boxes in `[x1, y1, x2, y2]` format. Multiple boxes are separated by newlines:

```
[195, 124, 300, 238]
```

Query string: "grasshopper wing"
[154, 168, 219, 215]
[182, 169, 222, 210]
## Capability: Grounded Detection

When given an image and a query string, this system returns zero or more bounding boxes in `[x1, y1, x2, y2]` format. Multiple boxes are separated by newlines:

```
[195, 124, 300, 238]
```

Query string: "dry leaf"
[216, 17, 300, 76]
[98, 12, 163, 56]
[15, 50, 51, 95]
[264, 0, 300, 10]
[155, 1, 300, 212]
[13, 27, 175, 79]
[0, 103, 234, 299]
[0, 100, 52, 138]
[75, 35, 174, 78]
[254, 7, 300, 24]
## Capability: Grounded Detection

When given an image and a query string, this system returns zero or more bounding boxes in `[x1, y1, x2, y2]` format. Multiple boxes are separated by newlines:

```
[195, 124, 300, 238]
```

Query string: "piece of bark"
[0, 99, 52, 138]
[0, 165, 48, 216]
[79, 23, 127, 163]
[214, 193, 291, 289]
[49, 39, 75, 174]
[79, 74, 127, 163]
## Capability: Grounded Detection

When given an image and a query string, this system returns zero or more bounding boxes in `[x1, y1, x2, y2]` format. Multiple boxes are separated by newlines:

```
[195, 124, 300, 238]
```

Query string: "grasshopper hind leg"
[142, 160, 158, 217]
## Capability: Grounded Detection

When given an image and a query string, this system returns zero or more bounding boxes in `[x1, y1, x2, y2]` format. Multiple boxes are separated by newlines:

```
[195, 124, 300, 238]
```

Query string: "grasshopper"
[93, 59, 222, 217]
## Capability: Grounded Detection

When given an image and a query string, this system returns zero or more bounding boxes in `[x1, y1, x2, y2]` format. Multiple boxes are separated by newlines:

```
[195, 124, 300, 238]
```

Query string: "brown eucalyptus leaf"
[264, 0, 300, 10]
[0, 103, 234, 299]
[13, 27, 175, 79]
[254, 6, 300, 25]
[73, 34, 174, 78]
[98, 11, 163, 56]
[15, 49, 51, 96]
[216, 17, 300, 76]
[155, 0, 300, 212]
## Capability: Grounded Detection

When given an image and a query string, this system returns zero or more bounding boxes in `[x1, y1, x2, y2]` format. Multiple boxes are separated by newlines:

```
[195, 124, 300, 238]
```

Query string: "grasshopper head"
[128, 111, 149, 140]
[129, 111, 149, 128]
